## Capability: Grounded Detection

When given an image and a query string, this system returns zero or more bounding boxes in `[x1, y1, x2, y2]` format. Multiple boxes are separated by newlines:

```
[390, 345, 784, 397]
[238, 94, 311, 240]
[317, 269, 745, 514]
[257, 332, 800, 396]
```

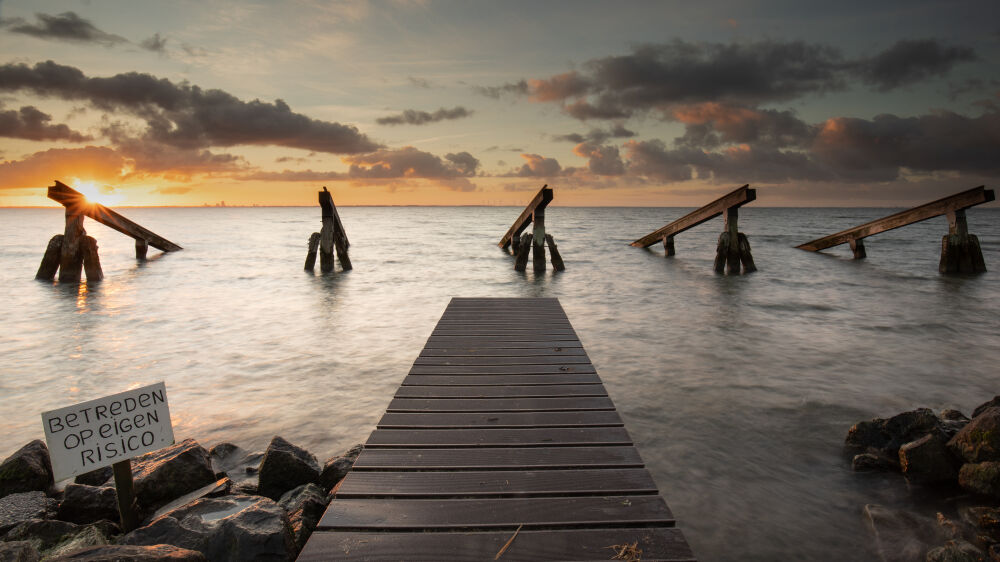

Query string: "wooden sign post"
[41, 382, 175, 532]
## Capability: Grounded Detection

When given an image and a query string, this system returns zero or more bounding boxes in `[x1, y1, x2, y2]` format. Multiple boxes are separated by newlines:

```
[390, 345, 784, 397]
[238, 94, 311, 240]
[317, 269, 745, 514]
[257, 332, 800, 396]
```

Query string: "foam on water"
[1, 205, 998, 561]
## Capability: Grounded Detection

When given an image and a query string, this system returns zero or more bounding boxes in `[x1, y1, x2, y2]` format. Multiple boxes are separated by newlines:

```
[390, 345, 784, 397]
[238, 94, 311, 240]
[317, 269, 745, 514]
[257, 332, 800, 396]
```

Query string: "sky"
[0, 0, 998, 207]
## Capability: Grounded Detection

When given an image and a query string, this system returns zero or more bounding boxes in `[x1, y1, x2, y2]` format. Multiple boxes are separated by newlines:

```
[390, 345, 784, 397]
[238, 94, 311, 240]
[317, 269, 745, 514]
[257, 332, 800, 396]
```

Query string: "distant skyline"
[1, 0, 998, 207]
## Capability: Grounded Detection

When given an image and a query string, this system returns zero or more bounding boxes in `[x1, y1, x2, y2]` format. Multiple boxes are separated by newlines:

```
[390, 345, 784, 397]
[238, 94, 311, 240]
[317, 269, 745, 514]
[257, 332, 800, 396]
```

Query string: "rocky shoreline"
[846, 396, 1000, 562]
[0, 436, 359, 561]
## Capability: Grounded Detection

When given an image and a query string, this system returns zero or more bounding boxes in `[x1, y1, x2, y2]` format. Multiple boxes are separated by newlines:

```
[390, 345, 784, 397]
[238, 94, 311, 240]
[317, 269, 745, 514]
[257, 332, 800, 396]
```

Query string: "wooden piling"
[738, 233, 756, 273]
[940, 209, 986, 273]
[135, 239, 148, 261]
[532, 207, 546, 273]
[58, 212, 86, 283]
[546, 234, 565, 271]
[82, 236, 103, 282]
[514, 233, 533, 272]
[710, 205, 754, 275]
[498, 185, 552, 250]
[305, 232, 321, 271]
[663, 236, 675, 257]
[112, 460, 139, 533]
[849, 238, 866, 259]
[36, 235, 64, 281]
[317, 187, 351, 272]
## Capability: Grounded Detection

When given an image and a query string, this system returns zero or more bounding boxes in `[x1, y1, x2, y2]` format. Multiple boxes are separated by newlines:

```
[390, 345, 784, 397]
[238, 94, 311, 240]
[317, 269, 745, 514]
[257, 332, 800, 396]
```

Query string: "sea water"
[1, 205, 997, 561]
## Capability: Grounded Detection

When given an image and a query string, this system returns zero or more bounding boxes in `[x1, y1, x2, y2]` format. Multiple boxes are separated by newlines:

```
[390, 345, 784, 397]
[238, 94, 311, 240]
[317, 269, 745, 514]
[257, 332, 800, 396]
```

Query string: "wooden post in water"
[545, 234, 565, 271]
[135, 239, 148, 261]
[797, 186, 994, 273]
[82, 236, 104, 282]
[307, 187, 351, 273]
[532, 205, 546, 272]
[36, 235, 64, 281]
[514, 233, 533, 272]
[499, 185, 565, 272]
[632, 185, 757, 275]
[58, 211, 86, 283]
[304, 232, 320, 271]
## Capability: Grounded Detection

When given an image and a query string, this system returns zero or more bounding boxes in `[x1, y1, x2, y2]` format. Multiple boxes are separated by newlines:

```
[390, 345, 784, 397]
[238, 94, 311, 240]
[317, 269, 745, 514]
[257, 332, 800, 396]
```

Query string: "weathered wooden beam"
[58, 212, 85, 283]
[36, 235, 63, 281]
[796, 186, 994, 252]
[318, 187, 351, 271]
[499, 185, 552, 249]
[82, 236, 103, 282]
[546, 234, 565, 271]
[318, 187, 349, 249]
[630, 185, 755, 248]
[47, 181, 182, 252]
[135, 239, 148, 261]
[532, 207, 546, 272]
[514, 233, 533, 272]
[305, 232, 320, 271]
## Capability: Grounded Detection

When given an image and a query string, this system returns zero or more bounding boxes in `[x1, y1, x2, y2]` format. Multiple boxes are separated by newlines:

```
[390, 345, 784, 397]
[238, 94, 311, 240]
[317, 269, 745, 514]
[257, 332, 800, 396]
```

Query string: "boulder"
[0, 541, 40, 562]
[207, 443, 262, 491]
[958, 462, 1000, 499]
[319, 444, 362, 492]
[131, 439, 215, 512]
[846, 420, 892, 456]
[863, 504, 937, 562]
[257, 437, 320, 501]
[57, 484, 120, 525]
[0, 441, 54, 499]
[45, 544, 207, 561]
[846, 409, 946, 463]
[4, 519, 83, 550]
[973, 397, 1000, 419]
[940, 410, 971, 438]
[279, 483, 328, 551]
[959, 506, 1000, 544]
[0, 492, 58, 534]
[121, 495, 294, 561]
[853, 452, 897, 472]
[989, 544, 1000, 562]
[925, 540, 985, 562]
[899, 434, 959, 484]
[38, 524, 108, 559]
[948, 408, 1000, 463]
[73, 467, 112, 488]
[145, 478, 231, 525]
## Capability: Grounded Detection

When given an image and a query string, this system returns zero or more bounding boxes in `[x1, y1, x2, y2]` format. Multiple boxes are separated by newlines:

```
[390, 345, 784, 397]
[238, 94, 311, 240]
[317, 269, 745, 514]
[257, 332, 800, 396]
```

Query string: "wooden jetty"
[305, 187, 351, 272]
[631, 185, 756, 274]
[298, 298, 695, 561]
[499, 185, 565, 273]
[797, 186, 994, 273]
[36, 180, 182, 282]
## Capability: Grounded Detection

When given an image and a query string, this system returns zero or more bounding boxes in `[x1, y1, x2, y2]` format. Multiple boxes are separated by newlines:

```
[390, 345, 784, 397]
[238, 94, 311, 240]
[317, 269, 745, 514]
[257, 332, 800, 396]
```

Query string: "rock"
[0, 541, 40, 562]
[73, 467, 112, 488]
[257, 437, 320, 501]
[4, 519, 82, 550]
[925, 539, 985, 562]
[940, 410, 972, 438]
[959, 506, 1000, 544]
[949, 408, 1000, 463]
[936, 513, 968, 542]
[121, 495, 294, 561]
[847, 409, 947, 465]
[900, 434, 960, 484]
[41, 524, 109, 559]
[853, 452, 897, 472]
[973, 397, 1000, 419]
[145, 478, 232, 525]
[846, 420, 893, 456]
[942, 410, 971, 422]
[45, 544, 207, 561]
[989, 544, 1000, 562]
[0, 441, 54, 499]
[279, 483, 328, 552]
[958, 462, 1000, 499]
[208, 443, 262, 491]
[319, 457, 354, 491]
[131, 439, 215, 512]
[864, 504, 937, 562]
[57, 484, 120, 525]
[0, 492, 58, 534]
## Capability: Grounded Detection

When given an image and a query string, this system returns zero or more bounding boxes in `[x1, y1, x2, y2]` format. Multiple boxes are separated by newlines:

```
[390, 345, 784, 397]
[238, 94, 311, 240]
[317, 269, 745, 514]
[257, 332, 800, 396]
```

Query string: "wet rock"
[989, 544, 1000, 561]
[940, 410, 972, 438]
[121, 495, 294, 561]
[4, 519, 82, 550]
[0, 441, 54, 499]
[973, 397, 1000, 419]
[0, 541, 40, 562]
[846, 420, 893, 456]
[925, 539, 985, 562]
[847, 409, 946, 465]
[57, 484, 119, 525]
[959, 506, 1000, 544]
[936, 512, 969, 542]
[279, 483, 328, 551]
[41, 524, 109, 559]
[949, 408, 1000, 463]
[853, 452, 897, 472]
[0, 492, 57, 534]
[145, 478, 231, 525]
[131, 439, 215, 512]
[45, 544, 206, 561]
[73, 467, 112, 488]
[864, 504, 937, 562]
[900, 434, 960, 484]
[958, 462, 1000, 499]
[319, 444, 362, 492]
[208, 443, 262, 491]
[257, 436, 320, 501]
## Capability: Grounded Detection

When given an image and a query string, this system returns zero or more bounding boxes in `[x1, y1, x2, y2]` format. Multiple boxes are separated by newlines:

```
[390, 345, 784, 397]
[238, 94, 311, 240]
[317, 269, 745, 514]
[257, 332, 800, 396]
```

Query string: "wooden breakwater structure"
[36, 180, 182, 283]
[298, 298, 695, 561]
[797, 186, 994, 273]
[499, 185, 565, 272]
[305, 187, 351, 272]
[631, 184, 757, 274]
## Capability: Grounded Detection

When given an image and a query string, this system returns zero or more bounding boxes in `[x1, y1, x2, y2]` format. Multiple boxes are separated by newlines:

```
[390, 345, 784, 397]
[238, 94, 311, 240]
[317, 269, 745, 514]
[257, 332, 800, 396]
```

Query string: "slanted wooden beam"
[317, 187, 351, 272]
[796, 186, 994, 253]
[47, 181, 182, 252]
[498, 185, 552, 249]
[630, 185, 755, 248]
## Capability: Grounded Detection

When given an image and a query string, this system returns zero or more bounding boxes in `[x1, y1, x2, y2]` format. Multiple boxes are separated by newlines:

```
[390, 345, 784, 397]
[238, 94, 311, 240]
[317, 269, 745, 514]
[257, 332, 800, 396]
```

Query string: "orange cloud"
[671, 102, 762, 126]
[0, 146, 126, 189]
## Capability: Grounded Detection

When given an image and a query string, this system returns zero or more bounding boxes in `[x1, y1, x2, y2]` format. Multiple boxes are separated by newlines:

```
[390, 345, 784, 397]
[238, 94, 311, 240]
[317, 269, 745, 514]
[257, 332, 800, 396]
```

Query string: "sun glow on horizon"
[71, 179, 126, 207]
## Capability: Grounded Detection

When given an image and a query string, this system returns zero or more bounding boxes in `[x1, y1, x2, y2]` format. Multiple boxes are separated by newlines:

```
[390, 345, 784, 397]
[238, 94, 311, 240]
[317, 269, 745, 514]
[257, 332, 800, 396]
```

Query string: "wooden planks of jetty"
[298, 298, 695, 561]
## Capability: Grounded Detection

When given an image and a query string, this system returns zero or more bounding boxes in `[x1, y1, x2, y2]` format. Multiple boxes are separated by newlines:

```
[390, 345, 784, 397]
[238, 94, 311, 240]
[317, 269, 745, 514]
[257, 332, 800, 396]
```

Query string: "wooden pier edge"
[298, 297, 695, 561]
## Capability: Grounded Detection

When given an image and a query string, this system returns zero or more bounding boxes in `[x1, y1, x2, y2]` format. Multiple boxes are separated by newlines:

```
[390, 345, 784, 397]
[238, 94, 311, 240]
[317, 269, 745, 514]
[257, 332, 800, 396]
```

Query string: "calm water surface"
[1, 205, 998, 561]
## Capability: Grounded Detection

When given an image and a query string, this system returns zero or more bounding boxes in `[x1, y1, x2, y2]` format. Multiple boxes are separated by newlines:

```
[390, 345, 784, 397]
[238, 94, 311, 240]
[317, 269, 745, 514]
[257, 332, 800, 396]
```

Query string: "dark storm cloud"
[858, 39, 977, 91]
[553, 124, 635, 144]
[375, 106, 473, 126]
[140, 33, 167, 53]
[0, 104, 91, 142]
[573, 142, 625, 176]
[1, 12, 126, 46]
[671, 103, 815, 149]
[0, 61, 382, 154]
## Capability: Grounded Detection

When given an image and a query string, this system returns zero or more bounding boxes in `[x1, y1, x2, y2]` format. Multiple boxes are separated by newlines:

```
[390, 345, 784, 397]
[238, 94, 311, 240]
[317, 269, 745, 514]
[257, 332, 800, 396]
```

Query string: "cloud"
[0, 146, 126, 188]
[472, 80, 529, 99]
[511, 153, 563, 178]
[1, 12, 127, 46]
[0, 105, 91, 142]
[671, 103, 814, 149]
[0, 60, 382, 154]
[140, 33, 167, 53]
[408, 76, 432, 88]
[376, 106, 473, 126]
[859, 39, 977, 92]
[573, 142, 625, 176]
[240, 169, 346, 182]
[150, 186, 192, 195]
[113, 140, 247, 180]
[444, 152, 480, 176]
[553, 123, 635, 144]
[343, 146, 477, 179]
